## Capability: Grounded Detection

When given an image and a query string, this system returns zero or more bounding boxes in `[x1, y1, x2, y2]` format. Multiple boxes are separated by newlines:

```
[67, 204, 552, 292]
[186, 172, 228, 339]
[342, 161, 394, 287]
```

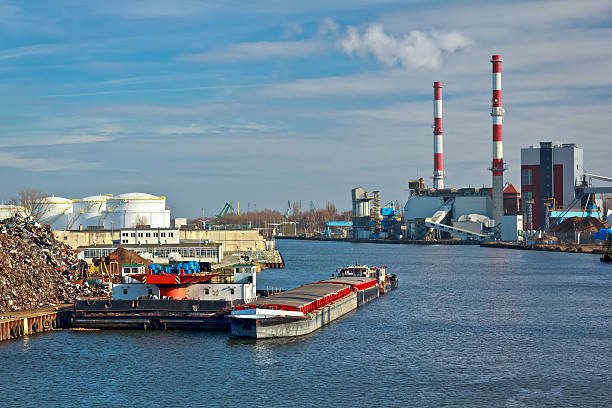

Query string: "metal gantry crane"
[216, 202, 235, 220]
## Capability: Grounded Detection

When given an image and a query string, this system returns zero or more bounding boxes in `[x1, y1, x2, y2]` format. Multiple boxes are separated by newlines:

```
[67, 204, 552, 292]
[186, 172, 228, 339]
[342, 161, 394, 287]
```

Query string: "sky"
[1, 0, 611, 217]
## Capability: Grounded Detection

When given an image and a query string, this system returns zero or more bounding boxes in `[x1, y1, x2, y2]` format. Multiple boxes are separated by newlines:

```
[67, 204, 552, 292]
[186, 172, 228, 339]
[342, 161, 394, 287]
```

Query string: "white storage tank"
[38, 196, 73, 229]
[103, 192, 170, 229]
[68, 194, 108, 230]
[0, 204, 27, 220]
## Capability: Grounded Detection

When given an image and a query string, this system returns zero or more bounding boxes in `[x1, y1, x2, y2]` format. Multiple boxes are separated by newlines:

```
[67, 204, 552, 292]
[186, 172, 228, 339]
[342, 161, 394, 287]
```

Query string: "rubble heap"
[0, 215, 100, 313]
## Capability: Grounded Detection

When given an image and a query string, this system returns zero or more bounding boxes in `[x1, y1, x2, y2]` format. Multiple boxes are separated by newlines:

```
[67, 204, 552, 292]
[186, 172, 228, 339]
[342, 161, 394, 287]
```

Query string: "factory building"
[36, 192, 171, 231]
[351, 187, 380, 239]
[521, 142, 583, 230]
[403, 187, 493, 240]
[402, 57, 508, 241]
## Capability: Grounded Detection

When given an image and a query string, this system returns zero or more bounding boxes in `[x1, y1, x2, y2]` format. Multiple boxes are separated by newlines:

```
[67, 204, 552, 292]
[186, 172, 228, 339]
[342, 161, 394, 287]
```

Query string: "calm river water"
[1, 241, 611, 407]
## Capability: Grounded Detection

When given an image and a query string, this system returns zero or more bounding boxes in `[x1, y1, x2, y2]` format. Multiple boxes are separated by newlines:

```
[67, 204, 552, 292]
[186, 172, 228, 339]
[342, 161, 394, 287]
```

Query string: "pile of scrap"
[551, 217, 610, 234]
[0, 215, 101, 313]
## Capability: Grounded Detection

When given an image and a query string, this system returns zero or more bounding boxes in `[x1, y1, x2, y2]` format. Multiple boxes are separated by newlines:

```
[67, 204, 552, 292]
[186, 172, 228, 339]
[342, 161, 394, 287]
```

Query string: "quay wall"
[0, 306, 72, 342]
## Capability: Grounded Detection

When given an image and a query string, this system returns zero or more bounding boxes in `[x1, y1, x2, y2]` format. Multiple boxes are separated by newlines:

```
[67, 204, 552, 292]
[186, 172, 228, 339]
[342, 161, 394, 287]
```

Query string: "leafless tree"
[10, 189, 48, 221]
[134, 215, 149, 228]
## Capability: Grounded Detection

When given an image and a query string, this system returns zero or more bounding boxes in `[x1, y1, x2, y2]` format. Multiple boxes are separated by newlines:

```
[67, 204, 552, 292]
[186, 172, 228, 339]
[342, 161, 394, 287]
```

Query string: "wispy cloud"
[49, 83, 262, 98]
[260, 70, 415, 97]
[181, 41, 325, 63]
[0, 152, 98, 172]
[0, 135, 114, 148]
[158, 123, 278, 135]
[0, 44, 64, 61]
[340, 24, 470, 69]
[93, 0, 213, 19]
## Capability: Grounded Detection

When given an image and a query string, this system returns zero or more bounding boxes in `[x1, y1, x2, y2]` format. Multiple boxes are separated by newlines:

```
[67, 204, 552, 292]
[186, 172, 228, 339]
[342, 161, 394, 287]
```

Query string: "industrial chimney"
[433, 81, 444, 189]
[490, 55, 505, 226]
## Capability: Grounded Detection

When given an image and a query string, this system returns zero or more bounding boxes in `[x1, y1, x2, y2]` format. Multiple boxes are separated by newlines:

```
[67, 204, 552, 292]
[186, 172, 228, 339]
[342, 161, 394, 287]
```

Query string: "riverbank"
[481, 241, 603, 254]
[277, 235, 604, 254]
[275, 236, 479, 245]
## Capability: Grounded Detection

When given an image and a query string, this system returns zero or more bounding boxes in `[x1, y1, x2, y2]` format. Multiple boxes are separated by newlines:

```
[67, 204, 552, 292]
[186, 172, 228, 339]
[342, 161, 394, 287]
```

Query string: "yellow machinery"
[88, 260, 111, 283]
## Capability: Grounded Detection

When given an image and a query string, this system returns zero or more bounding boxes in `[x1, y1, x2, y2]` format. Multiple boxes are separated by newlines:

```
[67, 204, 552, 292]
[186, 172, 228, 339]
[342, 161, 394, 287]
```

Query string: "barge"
[72, 263, 258, 330]
[230, 265, 397, 339]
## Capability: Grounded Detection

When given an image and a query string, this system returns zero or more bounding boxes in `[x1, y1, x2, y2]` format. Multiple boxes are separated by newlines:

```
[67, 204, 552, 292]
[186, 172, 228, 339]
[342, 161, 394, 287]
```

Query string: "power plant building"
[521, 142, 583, 230]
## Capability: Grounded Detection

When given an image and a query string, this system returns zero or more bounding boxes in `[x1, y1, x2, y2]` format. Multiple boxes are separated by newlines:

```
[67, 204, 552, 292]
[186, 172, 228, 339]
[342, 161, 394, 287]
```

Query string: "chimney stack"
[490, 55, 505, 226]
[433, 81, 444, 189]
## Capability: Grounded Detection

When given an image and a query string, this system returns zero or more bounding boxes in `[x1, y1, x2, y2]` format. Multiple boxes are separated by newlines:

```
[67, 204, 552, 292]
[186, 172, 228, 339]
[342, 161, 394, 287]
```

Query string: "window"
[146, 233, 151, 237]
[131, 233, 136, 237]
[521, 169, 532, 186]
[205, 288, 210, 295]
[161, 233, 166, 237]
[122, 232, 128, 237]
[169, 233, 174, 237]
[230, 289, 235, 295]
[154, 233, 158, 237]
[123, 289, 128, 295]
[122, 239, 128, 243]
[138, 233, 143, 237]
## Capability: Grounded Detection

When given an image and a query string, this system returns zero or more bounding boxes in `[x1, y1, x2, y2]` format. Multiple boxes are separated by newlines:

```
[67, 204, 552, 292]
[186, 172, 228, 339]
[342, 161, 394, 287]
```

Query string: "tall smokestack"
[433, 81, 444, 189]
[491, 55, 505, 226]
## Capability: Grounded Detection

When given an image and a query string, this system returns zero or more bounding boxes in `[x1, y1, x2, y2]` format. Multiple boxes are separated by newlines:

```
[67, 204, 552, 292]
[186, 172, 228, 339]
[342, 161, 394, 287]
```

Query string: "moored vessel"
[230, 265, 397, 339]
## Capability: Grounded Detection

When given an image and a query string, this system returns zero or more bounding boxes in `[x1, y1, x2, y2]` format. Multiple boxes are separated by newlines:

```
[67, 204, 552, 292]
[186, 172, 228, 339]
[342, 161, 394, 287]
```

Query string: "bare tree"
[134, 215, 149, 228]
[10, 189, 48, 221]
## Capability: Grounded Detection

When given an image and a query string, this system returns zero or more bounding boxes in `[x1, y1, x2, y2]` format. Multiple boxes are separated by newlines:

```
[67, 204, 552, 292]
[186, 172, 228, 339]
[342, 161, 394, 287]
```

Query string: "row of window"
[521, 169, 532, 186]
[121, 232, 175, 238]
[83, 246, 219, 259]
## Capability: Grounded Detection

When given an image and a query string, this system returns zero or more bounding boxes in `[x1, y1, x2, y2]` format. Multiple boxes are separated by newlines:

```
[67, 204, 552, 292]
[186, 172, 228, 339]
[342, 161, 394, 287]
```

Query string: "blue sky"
[1, 0, 611, 217]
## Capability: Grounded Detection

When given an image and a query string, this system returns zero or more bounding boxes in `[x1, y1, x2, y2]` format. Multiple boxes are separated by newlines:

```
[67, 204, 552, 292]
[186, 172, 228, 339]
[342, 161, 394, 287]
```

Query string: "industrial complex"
[346, 55, 611, 244]
[2, 55, 611, 251]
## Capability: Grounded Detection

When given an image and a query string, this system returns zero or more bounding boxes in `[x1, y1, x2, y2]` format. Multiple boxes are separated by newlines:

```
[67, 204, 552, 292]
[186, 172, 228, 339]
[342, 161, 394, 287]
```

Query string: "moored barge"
[230, 265, 397, 339]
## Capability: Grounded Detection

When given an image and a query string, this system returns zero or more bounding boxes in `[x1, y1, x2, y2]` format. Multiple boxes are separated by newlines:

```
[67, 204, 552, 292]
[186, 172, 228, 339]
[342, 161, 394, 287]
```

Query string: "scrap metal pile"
[0, 215, 99, 313]
[551, 217, 610, 234]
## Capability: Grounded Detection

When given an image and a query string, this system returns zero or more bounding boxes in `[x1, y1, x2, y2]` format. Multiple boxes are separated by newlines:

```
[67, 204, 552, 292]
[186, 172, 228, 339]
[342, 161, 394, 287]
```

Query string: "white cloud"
[0, 152, 97, 172]
[93, 0, 213, 19]
[340, 23, 470, 69]
[181, 41, 325, 63]
[261, 70, 416, 97]
[318, 17, 339, 37]
[159, 125, 206, 135]
[0, 44, 64, 60]
[282, 23, 304, 39]
[0, 135, 114, 148]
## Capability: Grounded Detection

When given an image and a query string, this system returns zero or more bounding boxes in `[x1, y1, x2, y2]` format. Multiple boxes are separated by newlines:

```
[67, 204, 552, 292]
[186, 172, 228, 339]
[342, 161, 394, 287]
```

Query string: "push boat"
[230, 265, 397, 339]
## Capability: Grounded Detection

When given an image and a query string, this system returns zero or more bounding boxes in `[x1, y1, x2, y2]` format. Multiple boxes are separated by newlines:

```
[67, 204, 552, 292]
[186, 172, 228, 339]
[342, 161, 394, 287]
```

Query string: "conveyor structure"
[424, 198, 488, 240]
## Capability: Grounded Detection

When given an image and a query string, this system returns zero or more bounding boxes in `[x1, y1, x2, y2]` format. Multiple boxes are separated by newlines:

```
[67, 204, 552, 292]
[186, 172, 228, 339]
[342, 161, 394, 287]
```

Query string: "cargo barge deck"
[231, 267, 397, 339]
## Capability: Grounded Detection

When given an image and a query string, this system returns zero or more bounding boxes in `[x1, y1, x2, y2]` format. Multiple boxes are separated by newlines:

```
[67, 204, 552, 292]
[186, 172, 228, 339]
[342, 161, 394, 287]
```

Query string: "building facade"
[521, 142, 583, 230]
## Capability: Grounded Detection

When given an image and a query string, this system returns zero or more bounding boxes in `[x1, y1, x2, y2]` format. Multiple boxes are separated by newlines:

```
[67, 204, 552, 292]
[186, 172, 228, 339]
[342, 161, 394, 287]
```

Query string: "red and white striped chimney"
[490, 55, 505, 226]
[433, 81, 444, 189]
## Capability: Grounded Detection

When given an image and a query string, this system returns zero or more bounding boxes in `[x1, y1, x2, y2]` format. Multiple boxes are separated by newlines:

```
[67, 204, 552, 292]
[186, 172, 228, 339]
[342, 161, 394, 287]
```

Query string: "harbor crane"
[216, 202, 235, 219]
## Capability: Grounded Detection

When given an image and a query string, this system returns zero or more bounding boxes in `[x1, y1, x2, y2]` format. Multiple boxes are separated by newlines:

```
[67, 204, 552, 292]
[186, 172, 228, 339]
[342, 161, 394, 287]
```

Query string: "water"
[1, 241, 611, 407]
